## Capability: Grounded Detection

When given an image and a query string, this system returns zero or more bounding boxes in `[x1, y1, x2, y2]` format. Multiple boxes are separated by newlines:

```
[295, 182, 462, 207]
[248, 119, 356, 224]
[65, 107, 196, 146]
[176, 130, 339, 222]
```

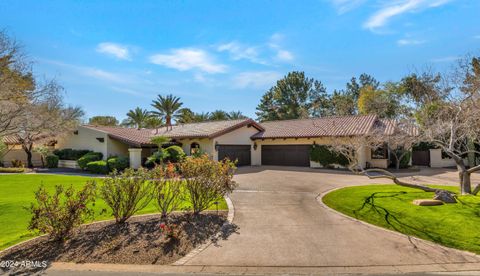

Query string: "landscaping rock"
[433, 190, 457, 203]
[412, 199, 444, 206]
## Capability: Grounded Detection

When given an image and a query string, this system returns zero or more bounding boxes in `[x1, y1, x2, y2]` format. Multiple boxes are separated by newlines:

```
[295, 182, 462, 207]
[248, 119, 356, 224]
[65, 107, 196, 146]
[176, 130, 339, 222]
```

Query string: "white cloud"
[96, 42, 130, 60]
[363, 0, 452, 31]
[217, 42, 265, 64]
[397, 38, 426, 46]
[275, 50, 294, 62]
[329, 0, 366, 14]
[430, 56, 459, 63]
[149, 48, 226, 74]
[233, 71, 282, 89]
[268, 33, 294, 63]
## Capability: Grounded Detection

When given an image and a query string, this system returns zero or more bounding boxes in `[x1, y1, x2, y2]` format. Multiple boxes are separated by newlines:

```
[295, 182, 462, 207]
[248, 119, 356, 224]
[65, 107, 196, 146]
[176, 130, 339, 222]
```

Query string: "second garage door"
[261, 145, 311, 167]
[218, 145, 251, 166]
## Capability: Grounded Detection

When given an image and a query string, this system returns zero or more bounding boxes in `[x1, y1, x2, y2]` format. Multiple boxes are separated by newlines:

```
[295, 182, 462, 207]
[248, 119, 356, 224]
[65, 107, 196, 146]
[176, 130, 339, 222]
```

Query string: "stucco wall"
[107, 138, 130, 158]
[178, 138, 214, 159]
[2, 148, 42, 167]
[56, 126, 108, 158]
[429, 148, 467, 168]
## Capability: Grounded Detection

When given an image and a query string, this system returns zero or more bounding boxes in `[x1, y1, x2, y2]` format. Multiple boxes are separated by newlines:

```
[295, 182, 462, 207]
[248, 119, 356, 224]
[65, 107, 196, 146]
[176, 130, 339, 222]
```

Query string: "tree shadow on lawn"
[0, 212, 237, 275]
[352, 191, 464, 249]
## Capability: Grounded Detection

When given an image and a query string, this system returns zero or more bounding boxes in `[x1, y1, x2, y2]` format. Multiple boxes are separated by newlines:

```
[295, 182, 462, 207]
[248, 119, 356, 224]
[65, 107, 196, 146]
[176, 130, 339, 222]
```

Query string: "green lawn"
[323, 184, 480, 254]
[0, 174, 227, 250]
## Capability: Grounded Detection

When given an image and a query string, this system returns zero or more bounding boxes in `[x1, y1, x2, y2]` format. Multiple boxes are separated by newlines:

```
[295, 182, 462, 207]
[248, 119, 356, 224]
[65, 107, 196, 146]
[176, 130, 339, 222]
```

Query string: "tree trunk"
[461, 170, 472, 195]
[26, 150, 33, 168]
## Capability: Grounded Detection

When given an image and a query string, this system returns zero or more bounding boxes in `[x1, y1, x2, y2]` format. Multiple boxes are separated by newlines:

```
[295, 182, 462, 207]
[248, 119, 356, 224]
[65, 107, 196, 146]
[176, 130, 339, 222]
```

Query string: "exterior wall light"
[253, 142, 258, 150]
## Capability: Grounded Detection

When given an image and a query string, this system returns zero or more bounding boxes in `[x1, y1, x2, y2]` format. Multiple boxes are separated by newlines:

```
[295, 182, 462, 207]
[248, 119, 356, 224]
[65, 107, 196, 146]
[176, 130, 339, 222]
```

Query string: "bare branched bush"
[179, 155, 237, 214]
[27, 181, 96, 241]
[99, 168, 154, 223]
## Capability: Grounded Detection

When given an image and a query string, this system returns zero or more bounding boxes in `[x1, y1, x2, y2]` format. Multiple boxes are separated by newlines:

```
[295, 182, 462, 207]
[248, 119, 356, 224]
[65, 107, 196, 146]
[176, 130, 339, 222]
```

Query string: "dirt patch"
[0, 212, 234, 273]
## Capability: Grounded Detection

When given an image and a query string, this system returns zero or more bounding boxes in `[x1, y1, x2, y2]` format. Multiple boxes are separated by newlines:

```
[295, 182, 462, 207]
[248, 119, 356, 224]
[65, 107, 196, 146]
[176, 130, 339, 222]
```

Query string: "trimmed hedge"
[107, 156, 129, 171]
[77, 152, 103, 170]
[310, 145, 349, 168]
[86, 160, 109, 174]
[165, 146, 186, 163]
[46, 154, 59, 168]
[53, 149, 92, 160]
[0, 167, 25, 173]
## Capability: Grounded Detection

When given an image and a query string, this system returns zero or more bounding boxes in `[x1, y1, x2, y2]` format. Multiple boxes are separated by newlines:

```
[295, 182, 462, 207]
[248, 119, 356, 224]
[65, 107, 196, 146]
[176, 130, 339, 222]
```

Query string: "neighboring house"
[1, 136, 44, 167]
[56, 115, 404, 169]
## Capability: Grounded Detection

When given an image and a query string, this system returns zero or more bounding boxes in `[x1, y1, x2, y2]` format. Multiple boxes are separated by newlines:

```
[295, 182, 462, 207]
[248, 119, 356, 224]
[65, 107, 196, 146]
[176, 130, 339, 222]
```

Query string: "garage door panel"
[218, 145, 251, 166]
[261, 145, 310, 167]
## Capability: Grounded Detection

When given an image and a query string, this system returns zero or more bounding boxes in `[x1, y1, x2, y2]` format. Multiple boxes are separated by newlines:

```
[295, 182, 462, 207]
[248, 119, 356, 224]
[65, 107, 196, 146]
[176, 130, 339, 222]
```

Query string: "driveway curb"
[316, 186, 480, 260]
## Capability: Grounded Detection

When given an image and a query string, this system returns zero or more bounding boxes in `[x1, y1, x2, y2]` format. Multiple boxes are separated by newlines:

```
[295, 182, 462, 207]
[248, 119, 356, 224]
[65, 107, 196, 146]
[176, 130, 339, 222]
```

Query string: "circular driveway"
[185, 166, 480, 268]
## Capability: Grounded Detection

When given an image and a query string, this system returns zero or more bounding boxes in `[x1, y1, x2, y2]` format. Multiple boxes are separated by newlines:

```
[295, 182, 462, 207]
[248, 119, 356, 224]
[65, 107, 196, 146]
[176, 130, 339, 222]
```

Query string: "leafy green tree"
[357, 85, 400, 118]
[330, 90, 356, 116]
[151, 94, 183, 129]
[256, 71, 329, 121]
[125, 107, 151, 129]
[88, 116, 118, 126]
[193, 112, 210, 122]
[144, 116, 163, 129]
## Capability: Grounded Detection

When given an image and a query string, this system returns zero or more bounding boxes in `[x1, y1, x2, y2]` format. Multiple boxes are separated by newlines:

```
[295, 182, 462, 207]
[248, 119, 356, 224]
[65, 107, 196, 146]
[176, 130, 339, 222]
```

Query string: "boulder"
[433, 190, 457, 203]
[412, 199, 444, 206]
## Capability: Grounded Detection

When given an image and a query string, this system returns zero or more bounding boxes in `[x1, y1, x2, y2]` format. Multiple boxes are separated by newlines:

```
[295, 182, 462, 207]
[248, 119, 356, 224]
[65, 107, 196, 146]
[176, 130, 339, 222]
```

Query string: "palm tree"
[177, 108, 195, 124]
[151, 94, 183, 130]
[125, 107, 151, 129]
[193, 112, 210, 122]
[209, 110, 229, 121]
[144, 116, 163, 130]
[228, 111, 247, 120]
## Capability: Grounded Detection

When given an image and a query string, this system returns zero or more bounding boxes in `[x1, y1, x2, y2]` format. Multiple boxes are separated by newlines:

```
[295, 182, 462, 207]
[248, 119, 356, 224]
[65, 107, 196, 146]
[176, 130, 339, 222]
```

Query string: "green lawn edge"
[0, 174, 228, 251]
[322, 184, 480, 255]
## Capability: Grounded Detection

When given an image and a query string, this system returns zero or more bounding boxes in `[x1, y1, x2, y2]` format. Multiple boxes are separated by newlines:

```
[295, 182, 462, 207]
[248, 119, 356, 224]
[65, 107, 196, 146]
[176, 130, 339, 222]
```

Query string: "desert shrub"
[164, 146, 186, 163]
[150, 164, 183, 218]
[107, 156, 129, 171]
[399, 151, 411, 169]
[310, 145, 349, 168]
[179, 155, 237, 214]
[46, 154, 59, 168]
[27, 181, 96, 241]
[53, 149, 92, 160]
[86, 160, 109, 174]
[99, 168, 154, 223]
[34, 146, 51, 167]
[146, 149, 169, 165]
[0, 167, 25, 173]
[11, 159, 24, 168]
[77, 152, 103, 169]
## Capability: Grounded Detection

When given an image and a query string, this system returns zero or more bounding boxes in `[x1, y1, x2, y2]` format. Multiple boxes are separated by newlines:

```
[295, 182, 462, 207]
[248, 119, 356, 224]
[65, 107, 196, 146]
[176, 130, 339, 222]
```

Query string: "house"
[56, 114, 398, 169]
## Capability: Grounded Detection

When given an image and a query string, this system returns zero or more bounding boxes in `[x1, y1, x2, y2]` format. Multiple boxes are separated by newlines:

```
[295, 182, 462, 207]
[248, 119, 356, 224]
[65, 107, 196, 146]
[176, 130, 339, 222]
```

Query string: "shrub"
[107, 156, 129, 171]
[0, 167, 25, 173]
[164, 146, 186, 163]
[399, 151, 411, 169]
[11, 159, 24, 168]
[53, 149, 92, 160]
[150, 164, 183, 218]
[86, 160, 109, 174]
[310, 145, 349, 168]
[27, 181, 96, 241]
[99, 168, 154, 223]
[146, 149, 169, 165]
[77, 152, 103, 169]
[46, 154, 59, 168]
[179, 155, 237, 214]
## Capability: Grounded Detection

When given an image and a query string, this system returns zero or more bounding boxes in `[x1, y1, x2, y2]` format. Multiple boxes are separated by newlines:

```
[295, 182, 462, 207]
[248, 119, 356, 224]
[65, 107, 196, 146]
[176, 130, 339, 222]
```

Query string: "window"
[372, 145, 388, 159]
[190, 142, 200, 155]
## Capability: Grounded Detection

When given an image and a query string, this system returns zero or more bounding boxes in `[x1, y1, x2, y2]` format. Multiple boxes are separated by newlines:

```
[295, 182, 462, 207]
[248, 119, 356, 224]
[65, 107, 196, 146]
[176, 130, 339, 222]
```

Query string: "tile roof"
[83, 118, 263, 147]
[2, 134, 53, 145]
[251, 115, 379, 139]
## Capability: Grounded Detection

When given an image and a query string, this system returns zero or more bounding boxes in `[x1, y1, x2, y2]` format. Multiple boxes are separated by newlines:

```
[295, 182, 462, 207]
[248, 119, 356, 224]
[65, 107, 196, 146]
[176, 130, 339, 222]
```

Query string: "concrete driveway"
[183, 166, 480, 272]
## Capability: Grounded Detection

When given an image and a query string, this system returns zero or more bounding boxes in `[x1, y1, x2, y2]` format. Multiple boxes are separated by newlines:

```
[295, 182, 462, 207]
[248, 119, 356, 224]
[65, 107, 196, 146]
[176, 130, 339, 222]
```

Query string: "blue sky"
[1, 0, 479, 120]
